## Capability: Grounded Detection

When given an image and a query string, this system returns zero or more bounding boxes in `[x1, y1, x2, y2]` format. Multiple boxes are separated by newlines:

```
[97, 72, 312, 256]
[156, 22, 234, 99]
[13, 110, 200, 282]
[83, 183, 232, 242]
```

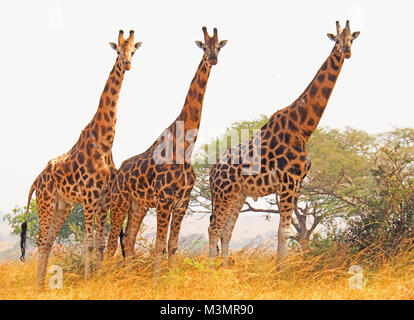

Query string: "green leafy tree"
[296, 127, 375, 246]
[340, 128, 414, 258]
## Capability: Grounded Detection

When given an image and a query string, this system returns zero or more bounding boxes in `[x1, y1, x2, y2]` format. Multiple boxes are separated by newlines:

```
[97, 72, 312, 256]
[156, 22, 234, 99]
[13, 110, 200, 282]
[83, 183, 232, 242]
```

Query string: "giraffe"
[208, 21, 360, 265]
[20, 30, 142, 287]
[105, 27, 227, 274]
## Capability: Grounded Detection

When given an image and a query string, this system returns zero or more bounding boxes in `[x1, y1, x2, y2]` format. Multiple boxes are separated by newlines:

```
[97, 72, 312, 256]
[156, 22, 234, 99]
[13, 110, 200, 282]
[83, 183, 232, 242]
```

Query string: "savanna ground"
[0, 238, 413, 300]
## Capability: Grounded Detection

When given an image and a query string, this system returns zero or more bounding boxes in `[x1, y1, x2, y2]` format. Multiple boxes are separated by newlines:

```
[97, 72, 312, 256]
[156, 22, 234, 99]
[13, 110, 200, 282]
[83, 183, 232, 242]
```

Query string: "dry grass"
[0, 241, 413, 300]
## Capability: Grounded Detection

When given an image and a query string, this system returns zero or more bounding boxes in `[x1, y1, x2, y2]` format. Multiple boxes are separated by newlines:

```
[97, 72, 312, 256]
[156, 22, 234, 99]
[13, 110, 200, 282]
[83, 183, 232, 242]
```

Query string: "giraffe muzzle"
[208, 58, 218, 65]
[124, 61, 131, 70]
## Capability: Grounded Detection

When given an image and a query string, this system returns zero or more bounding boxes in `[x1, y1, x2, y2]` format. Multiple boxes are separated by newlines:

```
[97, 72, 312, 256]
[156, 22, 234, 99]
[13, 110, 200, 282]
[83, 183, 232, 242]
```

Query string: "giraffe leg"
[83, 202, 99, 281]
[105, 180, 131, 260]
[36, 200, 55, 288]
[277, 181, 298, 262]
[220, 195, 245, 265]
[153, 199, 173, 278]
[36, 195, 71, 288]
[167, 190, 192, 268]
[208, 199, 233, 260]
[122, 202, 147, 263]
[105, 205, 129, 261]
[95, 199, 109, 267]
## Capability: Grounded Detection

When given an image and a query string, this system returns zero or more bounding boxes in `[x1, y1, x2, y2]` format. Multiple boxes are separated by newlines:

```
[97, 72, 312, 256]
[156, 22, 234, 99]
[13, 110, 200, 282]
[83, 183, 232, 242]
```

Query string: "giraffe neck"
[176, 57, 211, 134]
[87, 58, 126, 153]
[277, 49, 345, 142]
[154, 57, 212, 161]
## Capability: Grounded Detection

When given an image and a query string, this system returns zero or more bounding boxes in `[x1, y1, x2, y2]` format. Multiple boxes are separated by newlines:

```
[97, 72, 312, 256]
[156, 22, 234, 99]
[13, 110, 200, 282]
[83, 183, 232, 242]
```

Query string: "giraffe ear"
[327, 33, 337, 41]
[219, 40, 228, 48]
[195, 41, 204, 49]
[109, 42, 118, 51]
[134, 42, 143, 50]
[352, 31, 360, 40]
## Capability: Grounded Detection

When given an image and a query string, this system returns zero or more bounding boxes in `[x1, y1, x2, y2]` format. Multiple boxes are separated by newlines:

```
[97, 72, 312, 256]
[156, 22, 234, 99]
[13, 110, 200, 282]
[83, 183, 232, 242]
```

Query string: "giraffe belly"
[130, 187, 157, 208]
[241, 172, 280, 199]
[51, 172, 84, 204]
[56, 189, 77, 206]
[242, 183, 279, 199]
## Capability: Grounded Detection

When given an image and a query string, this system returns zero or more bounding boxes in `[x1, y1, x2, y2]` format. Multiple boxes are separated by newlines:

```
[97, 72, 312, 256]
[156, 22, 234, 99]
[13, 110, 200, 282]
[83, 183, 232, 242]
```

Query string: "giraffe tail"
[20, 179, 37, 262]
[119, 228, 125, 258]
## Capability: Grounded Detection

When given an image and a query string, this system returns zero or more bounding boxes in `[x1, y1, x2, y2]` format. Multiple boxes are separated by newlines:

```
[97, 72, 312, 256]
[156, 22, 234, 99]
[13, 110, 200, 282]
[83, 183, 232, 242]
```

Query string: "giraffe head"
[109, 30, 142, 71]
[327, 20, 360, 59]
[195, 26, 227, 66]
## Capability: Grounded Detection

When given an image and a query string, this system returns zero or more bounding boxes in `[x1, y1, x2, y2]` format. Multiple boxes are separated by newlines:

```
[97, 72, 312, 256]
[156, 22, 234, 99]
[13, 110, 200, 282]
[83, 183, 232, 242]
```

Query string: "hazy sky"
[0, 0, 413, 213]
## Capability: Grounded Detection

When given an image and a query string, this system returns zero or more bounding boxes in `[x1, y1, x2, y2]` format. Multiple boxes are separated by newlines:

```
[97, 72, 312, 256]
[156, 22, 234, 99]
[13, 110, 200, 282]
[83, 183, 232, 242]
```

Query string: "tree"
[340, 128, 414, 258]
[296, 127, 375, 247]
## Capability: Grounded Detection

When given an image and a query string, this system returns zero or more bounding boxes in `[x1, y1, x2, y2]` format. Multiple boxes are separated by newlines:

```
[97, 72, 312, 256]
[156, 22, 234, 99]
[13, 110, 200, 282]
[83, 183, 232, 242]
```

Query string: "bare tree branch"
[241, 200, 280, 214]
